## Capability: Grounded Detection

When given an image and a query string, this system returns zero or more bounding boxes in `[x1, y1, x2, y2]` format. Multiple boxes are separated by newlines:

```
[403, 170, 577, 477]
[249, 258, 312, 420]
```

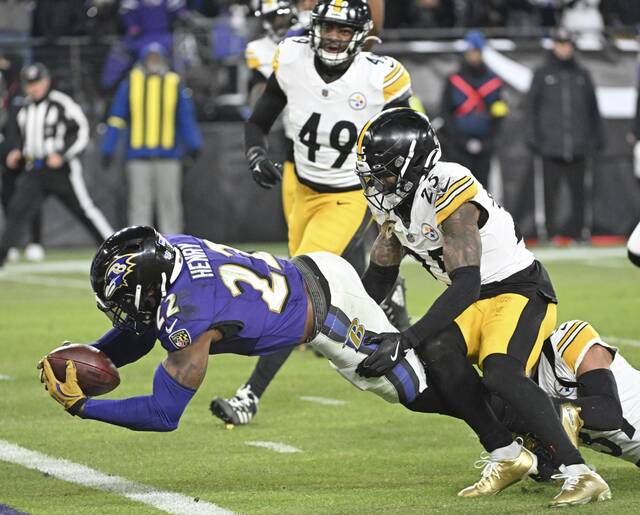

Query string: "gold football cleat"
[457, 447, 538, 497]
[549, 467, 611, 507]
[560, 403, 584, 448]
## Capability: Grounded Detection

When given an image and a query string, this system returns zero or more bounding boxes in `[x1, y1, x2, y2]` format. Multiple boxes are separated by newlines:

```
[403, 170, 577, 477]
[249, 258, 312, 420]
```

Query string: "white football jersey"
[274, 37, 412, 190]
[537, 321, 640, 466]
[370, 161, 534, 285]
[245, 35, 278, 80]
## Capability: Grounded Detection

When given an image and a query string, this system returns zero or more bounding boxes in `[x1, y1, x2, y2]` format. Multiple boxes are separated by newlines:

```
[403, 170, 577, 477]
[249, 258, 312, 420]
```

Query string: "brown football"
[47, 344, 120, 396]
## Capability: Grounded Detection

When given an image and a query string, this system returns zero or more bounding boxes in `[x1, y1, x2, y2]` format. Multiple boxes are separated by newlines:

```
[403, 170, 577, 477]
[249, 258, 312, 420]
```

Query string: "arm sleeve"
[61, 97, 90, 160]
[176, 85, 202, 151]
[79, 363, 196, 432]
[101, 80, 130, 157]
[403, 266, 481, 347]
[244, 73, 287, 153]
[361, 262, 400, 304]
[573, 368, 624, 432]
[91, 327, 157, 368]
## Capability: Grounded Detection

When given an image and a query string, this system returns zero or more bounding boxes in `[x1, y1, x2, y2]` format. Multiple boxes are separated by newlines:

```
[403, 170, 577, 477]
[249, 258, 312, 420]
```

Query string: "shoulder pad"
[275, 37, 308, 67]
[427, 162, 478, 225]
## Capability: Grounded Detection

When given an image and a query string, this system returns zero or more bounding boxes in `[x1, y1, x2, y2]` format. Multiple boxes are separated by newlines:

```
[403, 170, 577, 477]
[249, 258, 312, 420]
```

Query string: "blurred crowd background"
[1, 0, 640, 253]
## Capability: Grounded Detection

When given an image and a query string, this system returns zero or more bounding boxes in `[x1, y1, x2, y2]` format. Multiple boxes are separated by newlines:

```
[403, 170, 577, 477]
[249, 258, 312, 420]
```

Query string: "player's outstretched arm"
[361, 221, 403, 304]
[91, 327, 157, 368]
[572, 344, 624, 432]
[41, 330, 219, 431]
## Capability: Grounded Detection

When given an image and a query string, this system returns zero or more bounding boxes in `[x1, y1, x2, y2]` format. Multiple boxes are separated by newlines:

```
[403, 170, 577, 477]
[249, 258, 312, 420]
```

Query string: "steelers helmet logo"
[349, 92, 367, 110]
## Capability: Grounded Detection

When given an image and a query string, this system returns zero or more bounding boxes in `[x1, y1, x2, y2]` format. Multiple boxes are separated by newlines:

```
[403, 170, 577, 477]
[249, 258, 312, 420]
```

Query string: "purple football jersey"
[156, 235, 308, 355]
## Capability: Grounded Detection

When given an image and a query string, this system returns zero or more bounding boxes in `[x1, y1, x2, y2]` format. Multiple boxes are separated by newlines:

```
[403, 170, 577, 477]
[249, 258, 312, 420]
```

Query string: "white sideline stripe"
[0, 274, 87, 290]
[244, 441, 302, 454]
[3, 260, 90, 273]
[0, 374, 12, 380]
[603, 336, 640, 348]
[299, 396, 347, 406]
[0, 440, 234, 515]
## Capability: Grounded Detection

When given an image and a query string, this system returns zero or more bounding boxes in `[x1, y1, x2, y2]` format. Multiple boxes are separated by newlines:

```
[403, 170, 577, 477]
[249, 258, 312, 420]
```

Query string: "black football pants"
[0, 161, 112, 264]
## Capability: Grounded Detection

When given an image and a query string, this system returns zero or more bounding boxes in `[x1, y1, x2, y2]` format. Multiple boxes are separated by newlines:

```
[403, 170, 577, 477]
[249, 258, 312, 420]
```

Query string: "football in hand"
[47, 344, 120, 396]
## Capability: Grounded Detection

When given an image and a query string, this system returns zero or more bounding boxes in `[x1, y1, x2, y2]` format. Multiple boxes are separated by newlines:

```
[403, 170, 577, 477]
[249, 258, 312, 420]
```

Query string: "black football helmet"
[256, 0, 298, 41]
[310, 0, 373, 67]
[90, 226, 181, 334]
[356, 108, 442, 212]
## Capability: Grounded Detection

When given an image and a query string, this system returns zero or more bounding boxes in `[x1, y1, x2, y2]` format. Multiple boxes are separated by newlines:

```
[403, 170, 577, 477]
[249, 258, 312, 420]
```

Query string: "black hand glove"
[246, 146, 282, 189]
[356, 332, 412, 378]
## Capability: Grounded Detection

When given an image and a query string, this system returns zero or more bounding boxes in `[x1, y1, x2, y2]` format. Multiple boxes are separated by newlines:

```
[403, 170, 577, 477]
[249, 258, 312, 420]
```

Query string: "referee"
[0, 63, 113, 267]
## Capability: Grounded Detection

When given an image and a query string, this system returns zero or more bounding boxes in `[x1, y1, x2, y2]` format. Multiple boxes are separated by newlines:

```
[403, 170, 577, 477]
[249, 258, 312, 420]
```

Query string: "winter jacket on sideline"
[525, 53, 604, 160]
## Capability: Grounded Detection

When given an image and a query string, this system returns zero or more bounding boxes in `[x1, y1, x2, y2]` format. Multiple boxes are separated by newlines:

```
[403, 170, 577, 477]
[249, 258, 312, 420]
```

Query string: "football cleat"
[7, 247, 20, 263]
[549, 465, 611, 507]
[25, 243, 45, 262]
[210, 384, 259, 426]
[560, 403, 584, 449]
[457, 447, 538, 497]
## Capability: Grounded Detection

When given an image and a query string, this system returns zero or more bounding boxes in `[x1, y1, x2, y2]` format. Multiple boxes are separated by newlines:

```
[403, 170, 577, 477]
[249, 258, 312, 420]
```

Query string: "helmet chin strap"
[160, 272, 168, 298]
[169, 247, 183, 284]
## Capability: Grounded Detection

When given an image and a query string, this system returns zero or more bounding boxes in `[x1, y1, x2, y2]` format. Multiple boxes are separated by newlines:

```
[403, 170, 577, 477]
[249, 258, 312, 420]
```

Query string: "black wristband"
[361, 262, 400, 304]
[68, 397, 88, 417]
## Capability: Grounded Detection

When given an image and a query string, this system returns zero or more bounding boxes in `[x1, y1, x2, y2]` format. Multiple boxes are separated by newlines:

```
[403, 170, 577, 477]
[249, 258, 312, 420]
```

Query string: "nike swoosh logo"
[165, 319, 178, 333]
[390, 342, 400, 361]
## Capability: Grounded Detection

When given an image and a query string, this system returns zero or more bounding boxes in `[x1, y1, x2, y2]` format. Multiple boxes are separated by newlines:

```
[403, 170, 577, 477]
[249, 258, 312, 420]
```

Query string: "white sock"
[560, 463, 591, 476]
[490, 440, 521, 461]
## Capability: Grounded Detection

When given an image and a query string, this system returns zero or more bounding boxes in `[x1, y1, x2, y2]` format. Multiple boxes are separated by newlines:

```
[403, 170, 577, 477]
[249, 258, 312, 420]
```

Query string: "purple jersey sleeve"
[156, 235, 308, 356]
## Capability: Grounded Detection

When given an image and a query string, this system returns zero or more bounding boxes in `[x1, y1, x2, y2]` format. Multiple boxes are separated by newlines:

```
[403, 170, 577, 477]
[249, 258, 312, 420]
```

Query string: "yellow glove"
[38, 358, 87, 415]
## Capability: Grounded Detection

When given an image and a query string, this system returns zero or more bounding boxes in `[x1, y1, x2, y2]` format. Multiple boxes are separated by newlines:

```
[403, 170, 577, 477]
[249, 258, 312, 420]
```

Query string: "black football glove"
[246, 146, 282, 189]
[356, 332, 412, 378]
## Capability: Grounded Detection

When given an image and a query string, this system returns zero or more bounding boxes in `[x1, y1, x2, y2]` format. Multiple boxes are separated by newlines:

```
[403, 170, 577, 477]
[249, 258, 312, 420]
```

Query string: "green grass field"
[1, 246, 639, 514]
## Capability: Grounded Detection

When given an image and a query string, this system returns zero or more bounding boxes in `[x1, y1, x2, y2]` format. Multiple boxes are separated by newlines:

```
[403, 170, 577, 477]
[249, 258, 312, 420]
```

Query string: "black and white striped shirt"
[11, 89, 89, 161]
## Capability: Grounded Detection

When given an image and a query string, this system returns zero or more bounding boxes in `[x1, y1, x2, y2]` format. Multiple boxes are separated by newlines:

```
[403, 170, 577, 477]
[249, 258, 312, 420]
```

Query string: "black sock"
[245, 345, 297, 398]
[418, 325, 513, 452]
[483, 354, 584, 467]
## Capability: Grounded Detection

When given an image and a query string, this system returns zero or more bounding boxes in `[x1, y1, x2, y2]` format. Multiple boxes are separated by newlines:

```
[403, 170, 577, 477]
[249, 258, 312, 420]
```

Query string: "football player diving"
[38, 226, 432, 435]
[211, 0, 410, 427]
[353, 108, 611, 506]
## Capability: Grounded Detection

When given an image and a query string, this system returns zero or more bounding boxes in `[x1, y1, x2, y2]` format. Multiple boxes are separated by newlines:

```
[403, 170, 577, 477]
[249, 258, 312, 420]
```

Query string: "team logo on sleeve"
[346, 318, 365, 350]
[169, 328, 192, 349]
[421, 224, 440, 242]
[348, 92, 367, 110]
[104, 253, 137, 299]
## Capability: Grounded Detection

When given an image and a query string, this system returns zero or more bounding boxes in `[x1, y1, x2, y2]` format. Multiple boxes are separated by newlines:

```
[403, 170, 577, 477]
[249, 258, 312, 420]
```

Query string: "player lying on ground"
[38, 225, 430, 432]
[353, 107, 609, 506]
[488, 320, 640, 475]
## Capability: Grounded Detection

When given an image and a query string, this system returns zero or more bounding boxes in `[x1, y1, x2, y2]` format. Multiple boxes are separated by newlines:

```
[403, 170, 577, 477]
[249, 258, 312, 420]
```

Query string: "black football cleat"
[210, 384, 259, 425]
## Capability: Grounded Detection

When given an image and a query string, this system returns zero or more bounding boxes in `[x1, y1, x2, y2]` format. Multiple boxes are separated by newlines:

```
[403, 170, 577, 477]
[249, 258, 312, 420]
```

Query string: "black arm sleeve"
[91, 327, 157, 368]
[403, 265, 480, 347]
[361, 262, 400, 304]
[4, 103, 22, 152]
[244, 73, 288, 153]
[573, 368, 624, 432]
